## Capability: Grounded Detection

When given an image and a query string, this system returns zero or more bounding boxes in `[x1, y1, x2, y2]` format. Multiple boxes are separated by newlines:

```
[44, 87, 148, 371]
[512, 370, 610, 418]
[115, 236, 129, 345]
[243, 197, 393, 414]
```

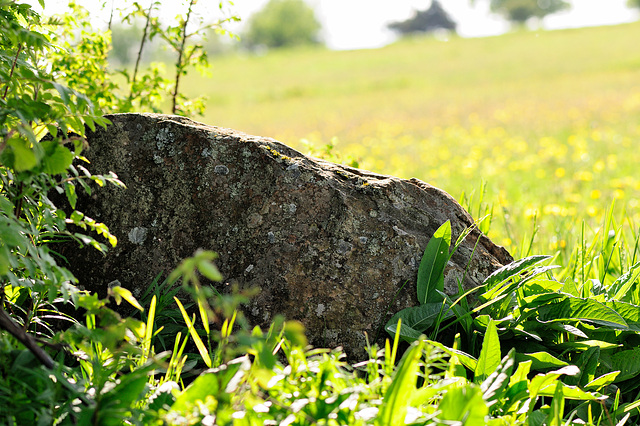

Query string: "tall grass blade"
[174, 297, 212, 368]
[140, 295, 157, 365]
[376, 339, 425, 426]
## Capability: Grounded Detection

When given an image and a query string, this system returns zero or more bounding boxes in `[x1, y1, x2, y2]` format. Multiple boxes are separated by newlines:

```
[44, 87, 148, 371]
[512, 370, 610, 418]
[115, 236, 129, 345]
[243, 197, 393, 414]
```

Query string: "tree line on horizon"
[109, 0, 640, 62]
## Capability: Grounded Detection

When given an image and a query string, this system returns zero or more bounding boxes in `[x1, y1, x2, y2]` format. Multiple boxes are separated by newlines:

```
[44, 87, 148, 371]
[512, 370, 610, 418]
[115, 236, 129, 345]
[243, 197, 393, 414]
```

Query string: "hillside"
[184, 23, 640, 255]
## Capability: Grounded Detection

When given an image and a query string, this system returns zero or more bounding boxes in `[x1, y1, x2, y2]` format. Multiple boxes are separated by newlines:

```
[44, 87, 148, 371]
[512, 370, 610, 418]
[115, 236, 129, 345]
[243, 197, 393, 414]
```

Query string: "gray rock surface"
[63, 113, 513, 358]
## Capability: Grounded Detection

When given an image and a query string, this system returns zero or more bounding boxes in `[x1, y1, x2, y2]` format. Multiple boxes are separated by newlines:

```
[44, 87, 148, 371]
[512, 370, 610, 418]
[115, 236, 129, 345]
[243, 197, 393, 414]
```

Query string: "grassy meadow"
[185, 22, 640, 263]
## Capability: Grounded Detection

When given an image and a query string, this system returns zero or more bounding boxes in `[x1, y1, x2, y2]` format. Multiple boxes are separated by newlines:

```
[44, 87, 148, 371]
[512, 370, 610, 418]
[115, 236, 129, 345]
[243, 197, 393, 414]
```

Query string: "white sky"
[35, 0, 640, 50]
[228, 0, 639, 49]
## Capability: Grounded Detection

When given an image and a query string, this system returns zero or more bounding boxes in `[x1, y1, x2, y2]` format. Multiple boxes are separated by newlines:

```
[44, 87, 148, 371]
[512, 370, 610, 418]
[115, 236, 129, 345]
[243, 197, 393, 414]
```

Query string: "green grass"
[184, 22, 640, 258]
[190, 22, 640, 143]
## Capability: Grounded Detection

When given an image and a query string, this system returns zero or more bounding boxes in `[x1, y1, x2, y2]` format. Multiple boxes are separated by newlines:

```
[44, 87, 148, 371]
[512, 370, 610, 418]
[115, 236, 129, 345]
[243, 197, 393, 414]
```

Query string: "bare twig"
[108, 0, 115, 31]
[172, 0, 195, 114]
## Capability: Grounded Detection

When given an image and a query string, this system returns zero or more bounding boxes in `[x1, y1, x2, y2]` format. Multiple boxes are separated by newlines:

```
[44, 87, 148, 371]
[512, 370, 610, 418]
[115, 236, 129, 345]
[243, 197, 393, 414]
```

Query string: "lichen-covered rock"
[63, 113, 512, 359]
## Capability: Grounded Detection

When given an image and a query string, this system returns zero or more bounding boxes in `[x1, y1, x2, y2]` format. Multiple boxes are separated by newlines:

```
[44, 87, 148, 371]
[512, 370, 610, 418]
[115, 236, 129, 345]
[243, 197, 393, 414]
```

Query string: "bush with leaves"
[243, 0, 322, 50]
[0, 0, 244, 423]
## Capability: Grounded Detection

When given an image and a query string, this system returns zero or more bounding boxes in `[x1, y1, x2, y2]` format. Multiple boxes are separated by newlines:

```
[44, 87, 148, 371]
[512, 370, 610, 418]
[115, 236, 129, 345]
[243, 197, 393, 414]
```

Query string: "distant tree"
[488, 0, 570, 23]
[388, 0, 457, 35]
[628, 0, 640, 8]
[243, 0, 322, 49]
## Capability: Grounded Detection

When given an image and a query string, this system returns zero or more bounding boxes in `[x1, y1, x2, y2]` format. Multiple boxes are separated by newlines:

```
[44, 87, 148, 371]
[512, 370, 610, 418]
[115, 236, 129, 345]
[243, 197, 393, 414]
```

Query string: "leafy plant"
[388, 219, 640, 423]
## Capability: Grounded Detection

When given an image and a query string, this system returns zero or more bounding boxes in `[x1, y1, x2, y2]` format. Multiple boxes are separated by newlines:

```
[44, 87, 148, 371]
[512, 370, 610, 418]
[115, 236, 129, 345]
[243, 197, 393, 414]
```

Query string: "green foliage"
[388, 218, 640, 423]
[244, 0, 322, 49]
[629, 0, 640, 9]
[0, 1, 120, 305]
[489, 0, 570, 23]
[3, 0, 640, 424]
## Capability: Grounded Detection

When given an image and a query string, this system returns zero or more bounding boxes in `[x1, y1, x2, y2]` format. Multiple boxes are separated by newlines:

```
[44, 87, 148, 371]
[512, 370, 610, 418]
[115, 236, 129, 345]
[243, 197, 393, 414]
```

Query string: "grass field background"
[184, 22, 640, 262]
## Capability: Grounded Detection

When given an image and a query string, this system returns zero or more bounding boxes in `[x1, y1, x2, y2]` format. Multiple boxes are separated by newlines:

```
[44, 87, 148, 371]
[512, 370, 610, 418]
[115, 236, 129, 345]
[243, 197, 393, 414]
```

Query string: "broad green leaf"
[609, 348, 640, 381]
[385, 318, 424, 342]
[385, 302, 453, 340]
[7, 137, 37, 171]
[515, 352, 569, 371]
[504, 360, 532, 409]
[52, 82, 72, 105]
[548, 322, 588, 339]
[475, 319, 501, 383]
[109, 286, 144, 311]
[529, 365, 579, 401]
[548, 382, 564, 426]
[564, 346, 599, 387]
[605, 300, 640, 331]
[610, 261, 640, 301]
[409, 379, 458, 406]
[555, 340, 620, 352]
[40, 140, 73, 175]
[482, 254, 551, 290]
[376, 339, 425, 426]
[0, 244, 11, 275]
[537, 296, 628, 329]
[437, 385, 488, 424]
[538, 382, 604, 401]
[426, 339, 478, 371]
[171, 373, 219, 413]
[65, 182, 77, 209]
[481, 265, 559, 303]
[417, 220, 451, 304]
[584, 371, 620, 391]
[481, 348, 515, 404]
[562, 277, 580, 297]
[197, 258, 223, 281]
[521, 292, 566, 309]
[98, 374, 148, 424]
[522, 279, 563, 296]
[0, 196, 13, 215]
[0, 217, 28, 247]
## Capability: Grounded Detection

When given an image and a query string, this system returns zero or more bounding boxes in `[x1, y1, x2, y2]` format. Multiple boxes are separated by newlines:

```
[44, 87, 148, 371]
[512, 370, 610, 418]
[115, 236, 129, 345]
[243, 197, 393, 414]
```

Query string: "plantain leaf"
[538, 296, 628, 330]
[610, 261, 640, 302]
[437, 384, 488, 424]
[475, 319, 501, 383]
[385, 302, 453, 341]
[609, 348, 640, 381]
[417, 220, 451, 304]
[584, 371, 620, 391]
[482, 254, 551, 290]
[605, 300, 640, 331]
[515, 352, 569, 371]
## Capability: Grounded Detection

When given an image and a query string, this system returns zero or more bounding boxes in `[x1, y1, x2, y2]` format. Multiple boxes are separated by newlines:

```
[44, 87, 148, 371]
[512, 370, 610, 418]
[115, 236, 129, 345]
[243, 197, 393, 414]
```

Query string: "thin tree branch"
[108, 0, 115, 31]
[129, 1, 155, 101]
[2, 43, 23, 101]
[172, 0, 195, 114]
[0, 305, 55, 369]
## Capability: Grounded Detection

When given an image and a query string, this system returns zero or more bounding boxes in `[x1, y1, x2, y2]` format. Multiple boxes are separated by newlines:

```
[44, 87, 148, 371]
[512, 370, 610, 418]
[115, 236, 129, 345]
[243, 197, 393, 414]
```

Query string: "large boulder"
[62, 113, 512, 358]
